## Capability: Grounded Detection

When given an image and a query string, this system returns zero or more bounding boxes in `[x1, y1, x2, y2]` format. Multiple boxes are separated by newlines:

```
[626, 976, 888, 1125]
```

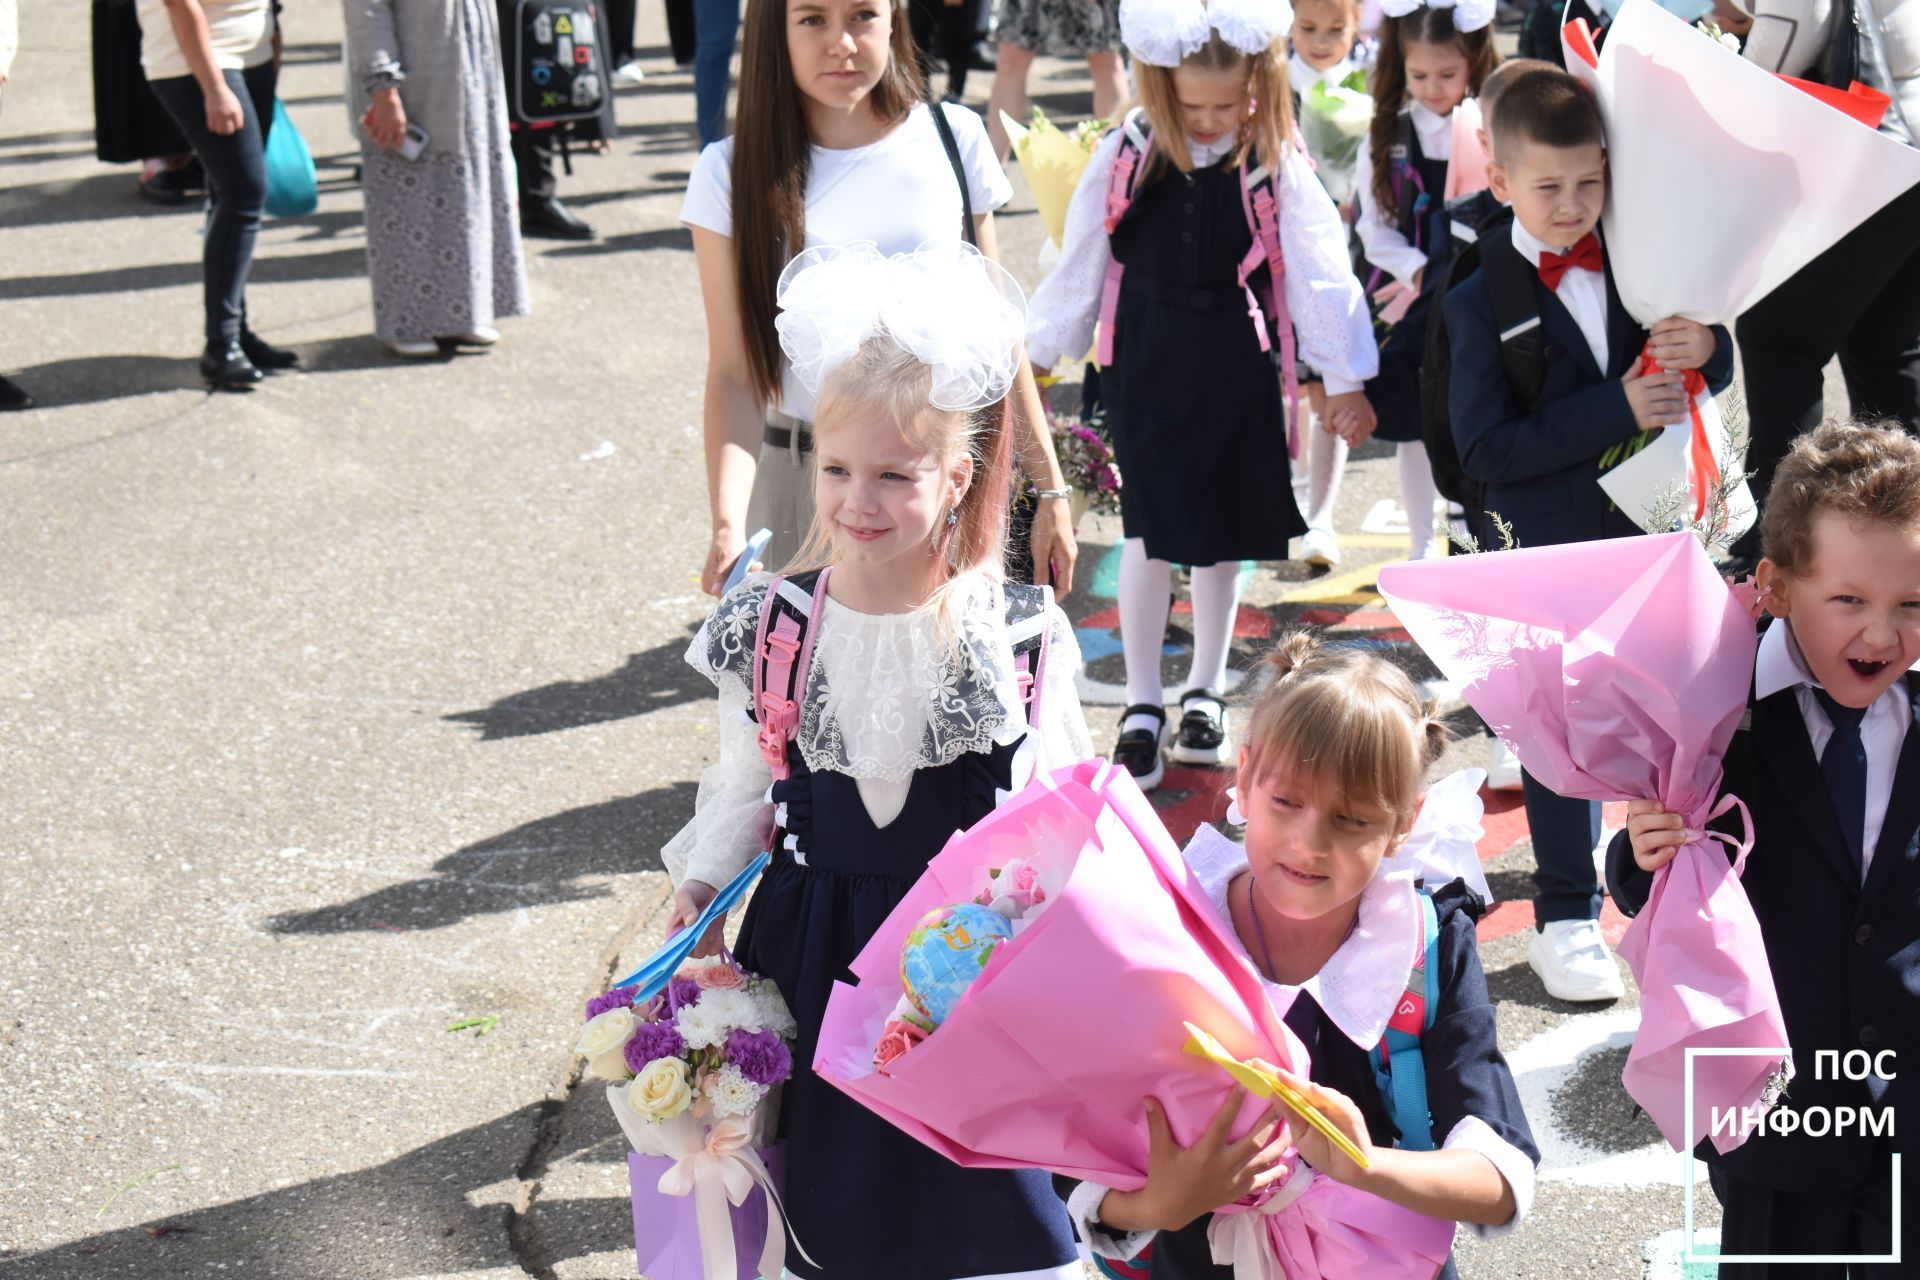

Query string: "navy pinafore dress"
[1104, 154, 1307, 567]
[1363, 119, 1453, 444]
[733, 575, 1080, 1280]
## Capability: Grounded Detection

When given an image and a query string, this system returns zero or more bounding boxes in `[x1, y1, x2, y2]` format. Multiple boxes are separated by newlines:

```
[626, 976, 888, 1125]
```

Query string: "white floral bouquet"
[1299, 70, 1374, 205]
[577, 954, 804, 1280]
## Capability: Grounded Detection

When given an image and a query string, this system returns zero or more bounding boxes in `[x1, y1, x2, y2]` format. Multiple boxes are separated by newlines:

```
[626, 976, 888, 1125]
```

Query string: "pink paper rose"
[873, 1019, 928, 1073]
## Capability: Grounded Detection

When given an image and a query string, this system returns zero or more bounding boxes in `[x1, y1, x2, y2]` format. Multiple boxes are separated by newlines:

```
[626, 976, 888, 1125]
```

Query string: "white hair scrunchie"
[773, 240, 1029, 413]
[1376, 0, 1495, 32]
[1120, 0, 1295, 67]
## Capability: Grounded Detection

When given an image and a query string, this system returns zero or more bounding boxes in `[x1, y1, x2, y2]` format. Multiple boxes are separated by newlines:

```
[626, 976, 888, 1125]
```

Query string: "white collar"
[1756, 616, 1920, 702]
[1508, 215, 1601, 268]
[1407, 99, 1454, 146]
[1289, 53, 1356, 90]
[1187, 133, 1237, 167]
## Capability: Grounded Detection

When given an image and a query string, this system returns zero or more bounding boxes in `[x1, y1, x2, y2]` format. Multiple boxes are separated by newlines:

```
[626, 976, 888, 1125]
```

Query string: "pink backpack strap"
[1003, 583, 1054, 731]
[1095, 111, 1151, 368]
[1238, 157, 1302, 460]
[751, 567, 833, 781]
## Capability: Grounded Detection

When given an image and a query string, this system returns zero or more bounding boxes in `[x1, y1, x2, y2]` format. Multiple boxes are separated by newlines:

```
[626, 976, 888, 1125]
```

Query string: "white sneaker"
[1299, 527, 1341, 567]
[1528, 919, 1626, 1002]
[451, 326, 500, 346]
[1485, 737, 1524, 791]
[387, 338, 441, 359]
[612, 60, 647, 85]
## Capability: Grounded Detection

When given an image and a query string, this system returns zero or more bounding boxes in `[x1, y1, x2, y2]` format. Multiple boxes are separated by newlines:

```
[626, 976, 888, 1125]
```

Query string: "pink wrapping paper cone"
[817, 759, 1306, 1188]
[1256, 1176, 1455, 1280]
[629, 1145, 784, 1280]
[1443, 98, 1489, 202]
[1379, 533, 1791, 1152]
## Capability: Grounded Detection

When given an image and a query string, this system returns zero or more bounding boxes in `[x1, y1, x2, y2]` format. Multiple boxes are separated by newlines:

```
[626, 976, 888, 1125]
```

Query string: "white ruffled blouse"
[1025, 127, 1378, 392]
[661, 571, 1092, 888]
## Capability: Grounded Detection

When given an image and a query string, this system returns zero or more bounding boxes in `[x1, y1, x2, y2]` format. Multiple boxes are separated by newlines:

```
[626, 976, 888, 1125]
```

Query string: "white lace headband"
[774, 241, 1028, 413]
[1377, 0, 1495, 34]
[1119, 0, 1295, 68]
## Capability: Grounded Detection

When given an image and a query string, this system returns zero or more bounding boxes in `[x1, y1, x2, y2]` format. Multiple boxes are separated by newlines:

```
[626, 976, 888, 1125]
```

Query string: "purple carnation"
[665, 977, 702, 1014]
[584, 986, 638, 1021]
[625, 1020, 687, 1073]
[725, 1027, 793, 1087]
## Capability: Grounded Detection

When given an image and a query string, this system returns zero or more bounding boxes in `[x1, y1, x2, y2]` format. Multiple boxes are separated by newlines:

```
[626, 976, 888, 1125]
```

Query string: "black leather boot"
[240, 329, 301, 371]
[199, 342, 265, 390]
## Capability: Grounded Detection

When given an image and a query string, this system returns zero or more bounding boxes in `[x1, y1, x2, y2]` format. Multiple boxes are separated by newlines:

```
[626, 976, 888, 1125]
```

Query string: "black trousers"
[147, 61, 278, 345]
[1732, 179, 1920, 557]
[909, 0, 982, 98]
[511, 128, 557, 203]
[604, 0, 637, 62]
[1708, 1144, 1899, 1278]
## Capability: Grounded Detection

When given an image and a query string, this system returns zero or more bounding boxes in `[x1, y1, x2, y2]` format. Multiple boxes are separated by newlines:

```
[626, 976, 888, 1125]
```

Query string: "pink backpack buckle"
[756, 692, 798, 769]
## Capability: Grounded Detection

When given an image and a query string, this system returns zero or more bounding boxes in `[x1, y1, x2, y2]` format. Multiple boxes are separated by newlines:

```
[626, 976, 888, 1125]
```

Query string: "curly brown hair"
[1760, 418, 1920, 575]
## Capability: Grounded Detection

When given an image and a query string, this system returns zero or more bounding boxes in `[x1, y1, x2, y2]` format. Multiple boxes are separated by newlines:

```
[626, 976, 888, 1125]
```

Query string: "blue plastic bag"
[263, 99, 318, 218]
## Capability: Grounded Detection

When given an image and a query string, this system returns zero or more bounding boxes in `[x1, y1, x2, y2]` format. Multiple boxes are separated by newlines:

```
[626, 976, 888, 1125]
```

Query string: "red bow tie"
[1538, 234, 1603, 290]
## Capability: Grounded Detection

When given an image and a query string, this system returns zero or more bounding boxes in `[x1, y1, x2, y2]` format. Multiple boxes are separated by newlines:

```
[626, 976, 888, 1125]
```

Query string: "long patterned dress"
[360, 0, 530, 344]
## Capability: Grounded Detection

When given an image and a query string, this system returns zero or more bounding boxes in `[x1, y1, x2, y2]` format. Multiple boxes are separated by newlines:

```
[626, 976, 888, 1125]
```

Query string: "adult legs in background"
[1730, 181, 1920, 562]
[147, 60, 278, 385]
[908, 0, 973, 99]
[985, 40, 1036, 159]
[693, 0, 740, 146]
[512, 128, 596, 239]
[1085, 48, 1127, 123]
[1397, 439, 1439, 560]
[1522, 771, 1622, 1002]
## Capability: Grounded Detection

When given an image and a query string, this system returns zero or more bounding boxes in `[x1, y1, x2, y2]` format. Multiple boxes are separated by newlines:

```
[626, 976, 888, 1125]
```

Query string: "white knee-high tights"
[1118, 538, 1242, 710]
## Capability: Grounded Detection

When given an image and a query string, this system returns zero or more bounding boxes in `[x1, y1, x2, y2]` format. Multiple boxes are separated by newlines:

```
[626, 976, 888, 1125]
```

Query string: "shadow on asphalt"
[0, 1105, 542, 1278]
[265, 781, 694, 935]
[443, 629, 711, 741]
[0, 246, 370, 301]
[10, 337, 419, 407]
[546, 226, 694, 258]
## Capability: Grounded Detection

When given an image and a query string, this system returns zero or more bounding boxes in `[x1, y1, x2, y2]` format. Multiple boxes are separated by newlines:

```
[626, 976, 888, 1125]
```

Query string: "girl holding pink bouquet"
[1069, 633, 1538, 1278]
[660, 239, 1094, 1280]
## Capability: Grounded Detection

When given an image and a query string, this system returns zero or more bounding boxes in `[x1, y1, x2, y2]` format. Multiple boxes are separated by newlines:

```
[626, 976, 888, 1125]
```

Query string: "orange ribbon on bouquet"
[1636, 346, 1714, 522]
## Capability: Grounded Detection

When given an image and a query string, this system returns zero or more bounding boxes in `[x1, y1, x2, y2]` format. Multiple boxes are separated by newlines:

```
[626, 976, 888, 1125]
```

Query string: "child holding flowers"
[1069, 633, 1538, 1278]
[659, 239, 1094, 1280]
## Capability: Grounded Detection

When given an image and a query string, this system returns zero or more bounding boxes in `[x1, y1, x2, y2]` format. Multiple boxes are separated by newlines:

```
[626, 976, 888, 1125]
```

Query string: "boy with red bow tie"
[1439, 67, 1735, 1005]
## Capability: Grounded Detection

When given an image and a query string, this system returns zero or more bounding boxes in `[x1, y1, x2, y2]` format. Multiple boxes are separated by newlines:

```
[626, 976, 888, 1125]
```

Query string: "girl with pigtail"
[1028, 0, 1378, 795]
[1355, 0, 1498, 563]
[1068, 632, 1539, 1279]
[659, 241, 1095, 1280]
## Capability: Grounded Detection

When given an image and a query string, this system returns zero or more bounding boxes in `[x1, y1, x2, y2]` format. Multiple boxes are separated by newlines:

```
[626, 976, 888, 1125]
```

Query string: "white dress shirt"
[1353, 101, 1455, 287]
[1756, 620, 1914, 876]
[1507, 218, 1611, 375]
[1026, 126, 1378, 392]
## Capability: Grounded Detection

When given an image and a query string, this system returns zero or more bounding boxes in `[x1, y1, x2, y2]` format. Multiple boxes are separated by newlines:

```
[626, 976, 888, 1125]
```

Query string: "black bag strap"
[1479, 226, 1548, 411]
[927, 99, 978, 246]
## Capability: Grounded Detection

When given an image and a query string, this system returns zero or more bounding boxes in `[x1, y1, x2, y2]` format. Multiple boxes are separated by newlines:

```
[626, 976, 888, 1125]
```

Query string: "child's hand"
[1626, 797, 1689, 874]
[1270, 1066, 1375, 1187]
[1647, 317, 1716, 371]
[1323, 391, 1377, 446]
[1097, 1089, 1291, 1233]
[1620, 362, 1690, 433]
[668, 879, 727, 957]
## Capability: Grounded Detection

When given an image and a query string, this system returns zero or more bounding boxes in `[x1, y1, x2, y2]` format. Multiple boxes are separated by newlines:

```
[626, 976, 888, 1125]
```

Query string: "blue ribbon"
[611, 852, 771, 995]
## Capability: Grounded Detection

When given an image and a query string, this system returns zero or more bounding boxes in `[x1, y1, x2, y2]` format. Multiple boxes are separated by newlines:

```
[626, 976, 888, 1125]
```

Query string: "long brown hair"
[730, 0, 927, 406]
[1367, 8, 1498, 215]
[1130, 34, 1295, 184]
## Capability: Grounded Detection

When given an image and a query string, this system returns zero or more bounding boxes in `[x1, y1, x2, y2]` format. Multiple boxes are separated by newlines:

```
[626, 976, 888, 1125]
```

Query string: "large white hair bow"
[1380, 767, 1494, 904]
[773, 241, 1028, 413]
[1377, 0, 1495, 32]
[1120, 0, 1295, 68]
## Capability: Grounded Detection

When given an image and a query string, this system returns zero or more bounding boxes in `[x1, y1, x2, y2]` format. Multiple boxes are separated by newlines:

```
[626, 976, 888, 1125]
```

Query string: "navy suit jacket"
[1608, 661, 1920, 1193]
[1443, 244, 1735, 549]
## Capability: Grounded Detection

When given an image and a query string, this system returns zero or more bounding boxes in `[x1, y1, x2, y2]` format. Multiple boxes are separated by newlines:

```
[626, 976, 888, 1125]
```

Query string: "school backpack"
[508, 0, 608, 126]
[1375, 887, 1443, 1150]
[1417, 197, 1549, 513]
[746, 568, 1053, 791]
[1098, 108, 1302, 455]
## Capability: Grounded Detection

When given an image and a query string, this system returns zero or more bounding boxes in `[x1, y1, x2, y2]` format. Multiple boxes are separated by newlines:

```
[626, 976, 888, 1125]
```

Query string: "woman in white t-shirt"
[136, 0, 298, 389]
[679, 0, 1079, 596]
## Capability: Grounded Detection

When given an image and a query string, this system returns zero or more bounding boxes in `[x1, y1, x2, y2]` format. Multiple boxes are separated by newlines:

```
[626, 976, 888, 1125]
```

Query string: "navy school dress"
[1119, 881, 1538, 1280]
[1361, 117, 1453, 445]
[1105, 153, 1307, 567]
[732, 574, 1080, 1280]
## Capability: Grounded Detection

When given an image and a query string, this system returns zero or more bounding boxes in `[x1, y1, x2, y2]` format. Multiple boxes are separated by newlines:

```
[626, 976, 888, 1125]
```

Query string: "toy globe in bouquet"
[816, 758, 1456, 1280]
[576, 859, 812, 1280]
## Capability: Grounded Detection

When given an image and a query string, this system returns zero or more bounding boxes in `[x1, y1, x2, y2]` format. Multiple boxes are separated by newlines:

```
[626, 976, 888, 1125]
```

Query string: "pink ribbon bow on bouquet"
[645, 1113, 812, 1280]
[1208, 1165, 1456, 1280]
[1380, 531, 1792, 1154]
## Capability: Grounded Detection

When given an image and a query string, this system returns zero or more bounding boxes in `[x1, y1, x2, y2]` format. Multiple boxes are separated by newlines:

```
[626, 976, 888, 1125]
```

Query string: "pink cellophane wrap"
[1560, 0, 1920, 536]
[1208, 1169, 1455, 1280]
[816, 759, 1305, 1186]
[1379, 532, 1790, 1153]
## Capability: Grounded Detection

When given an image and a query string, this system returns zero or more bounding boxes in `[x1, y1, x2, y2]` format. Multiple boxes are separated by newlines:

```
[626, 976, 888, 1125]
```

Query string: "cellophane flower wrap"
[1298, 72, 1372, 204]
[815, 758, 1456, 1279]
[1002, 107, 1106, 251]
[1380, 532, 1791, 1154]
[1563, 0, 1920, 538]
[578, 956, 804, 1280]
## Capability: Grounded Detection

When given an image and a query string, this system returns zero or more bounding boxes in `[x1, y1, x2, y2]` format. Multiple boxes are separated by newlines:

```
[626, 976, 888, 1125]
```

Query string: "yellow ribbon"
[1181, 1022, 1371, 1170]
[654, 1115, 817, 1280]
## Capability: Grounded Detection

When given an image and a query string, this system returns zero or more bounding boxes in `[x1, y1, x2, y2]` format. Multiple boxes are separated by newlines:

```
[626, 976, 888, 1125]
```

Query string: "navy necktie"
[1812, 686, 1869, 880]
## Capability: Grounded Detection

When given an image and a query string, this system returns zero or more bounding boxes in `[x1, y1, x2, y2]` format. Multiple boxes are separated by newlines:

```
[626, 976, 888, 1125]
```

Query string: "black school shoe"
[240, 328, 301, 371]
[0, 374, 34, 411]
[1170, 688, 1231, 766]
[1114, 704, 1170, 791]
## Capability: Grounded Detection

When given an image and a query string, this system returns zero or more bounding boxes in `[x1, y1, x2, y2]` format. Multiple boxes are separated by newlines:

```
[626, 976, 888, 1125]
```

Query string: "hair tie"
[1377, 0, 1494, 33]
[774, 241, 1028, 413]
[1119, 0, 1294, 68]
